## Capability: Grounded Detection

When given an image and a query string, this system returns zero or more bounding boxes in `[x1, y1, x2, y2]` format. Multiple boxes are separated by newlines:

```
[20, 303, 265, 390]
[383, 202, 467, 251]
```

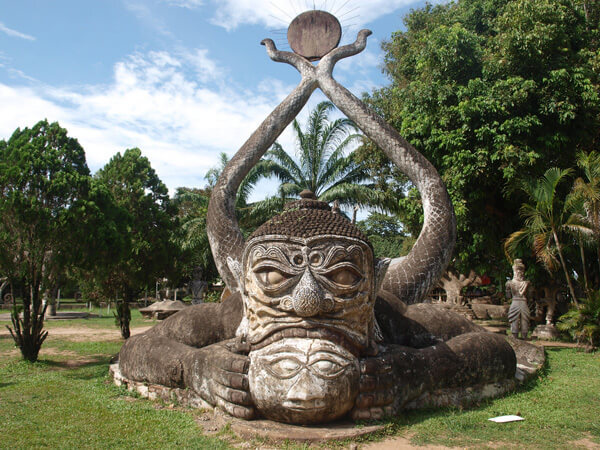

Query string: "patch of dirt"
[570, 436, 600, 449]
[0, 325, 152, 343]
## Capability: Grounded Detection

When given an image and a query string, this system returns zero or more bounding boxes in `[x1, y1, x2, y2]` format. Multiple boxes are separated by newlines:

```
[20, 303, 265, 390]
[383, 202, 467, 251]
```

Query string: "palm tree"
[504, 167, 579, 305]
[264, 101, 398, 212]
[204, 152, 282, 230]
[568, 151, 600, 277]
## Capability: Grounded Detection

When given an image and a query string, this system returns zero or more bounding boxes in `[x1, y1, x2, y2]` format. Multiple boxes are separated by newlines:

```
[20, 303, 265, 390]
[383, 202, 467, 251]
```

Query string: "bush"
[557, 291, 600, 351]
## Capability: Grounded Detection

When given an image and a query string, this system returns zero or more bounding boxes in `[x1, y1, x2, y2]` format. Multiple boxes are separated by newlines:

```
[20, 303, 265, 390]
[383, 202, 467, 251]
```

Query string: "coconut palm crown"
[264, 101, 397, 212]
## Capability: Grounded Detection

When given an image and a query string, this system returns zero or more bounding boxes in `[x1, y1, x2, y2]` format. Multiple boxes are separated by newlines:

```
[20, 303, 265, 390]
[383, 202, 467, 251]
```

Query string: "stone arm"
[353, 297, 517, 420]
[119, 293, 253, 418]
[505, 281, 513, 300]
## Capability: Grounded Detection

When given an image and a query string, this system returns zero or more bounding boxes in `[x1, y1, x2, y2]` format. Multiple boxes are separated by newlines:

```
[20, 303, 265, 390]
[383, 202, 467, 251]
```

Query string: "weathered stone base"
[404, 378, 517, 410]
[109, 338, 545, 442]
[110, 364, 212, 409]
[532, 324, 560, 340]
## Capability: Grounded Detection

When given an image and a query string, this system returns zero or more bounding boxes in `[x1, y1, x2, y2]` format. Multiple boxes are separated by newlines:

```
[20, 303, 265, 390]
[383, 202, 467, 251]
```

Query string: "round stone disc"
[287, 10, 342, 61]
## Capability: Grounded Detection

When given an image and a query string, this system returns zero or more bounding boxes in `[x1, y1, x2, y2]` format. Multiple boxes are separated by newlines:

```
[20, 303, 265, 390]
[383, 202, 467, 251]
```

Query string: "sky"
[0, 0, 440, 202]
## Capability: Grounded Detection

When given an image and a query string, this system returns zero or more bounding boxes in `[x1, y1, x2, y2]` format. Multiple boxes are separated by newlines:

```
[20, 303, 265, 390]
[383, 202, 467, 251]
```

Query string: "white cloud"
[0, 22, 35, 41]
[0, 49, 298, 194]
[162, 0, 203, 9]
[123, 0, 175, 37]
[208, 0, 432, 31]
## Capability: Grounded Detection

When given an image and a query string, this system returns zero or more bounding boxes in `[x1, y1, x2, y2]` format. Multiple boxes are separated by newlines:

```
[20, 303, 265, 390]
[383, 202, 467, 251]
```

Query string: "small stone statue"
[189, 267, 208, 305]
[506, 259, 532, 339]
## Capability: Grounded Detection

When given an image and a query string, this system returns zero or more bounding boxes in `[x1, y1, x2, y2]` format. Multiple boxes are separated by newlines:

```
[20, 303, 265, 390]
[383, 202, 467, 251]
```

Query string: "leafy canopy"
[358, 0, 600, 277]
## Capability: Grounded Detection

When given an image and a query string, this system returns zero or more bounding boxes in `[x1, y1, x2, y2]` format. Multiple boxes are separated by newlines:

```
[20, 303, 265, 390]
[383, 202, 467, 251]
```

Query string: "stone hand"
[351, 352, 396, 421]
[186, 338, 254, 419]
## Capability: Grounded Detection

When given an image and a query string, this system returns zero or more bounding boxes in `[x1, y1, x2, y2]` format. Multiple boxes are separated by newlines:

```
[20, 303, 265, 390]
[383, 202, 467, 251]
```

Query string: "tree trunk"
[553, 229, 579, 307]
[579, 238, 590, 297]
[6, 279, 49, 362]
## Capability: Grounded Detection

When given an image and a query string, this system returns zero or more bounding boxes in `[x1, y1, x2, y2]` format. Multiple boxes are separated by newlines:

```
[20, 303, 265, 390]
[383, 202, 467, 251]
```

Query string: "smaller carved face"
[248, 338, 359, 424]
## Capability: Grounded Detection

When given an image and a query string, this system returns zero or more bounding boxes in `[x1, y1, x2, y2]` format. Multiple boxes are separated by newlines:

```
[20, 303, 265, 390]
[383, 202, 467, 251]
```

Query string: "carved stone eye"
[327, 269, 360, 286]
[309, 358, 346, 378]
[309, 253, 323, 265]
[267, 357, 303, 379]
[293, 255, 304, 265]
[256, 269, 289, 286]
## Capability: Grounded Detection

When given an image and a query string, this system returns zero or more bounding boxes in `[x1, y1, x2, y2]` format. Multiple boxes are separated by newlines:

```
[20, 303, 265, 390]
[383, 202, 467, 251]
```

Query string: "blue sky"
[0, 0, 439, 200]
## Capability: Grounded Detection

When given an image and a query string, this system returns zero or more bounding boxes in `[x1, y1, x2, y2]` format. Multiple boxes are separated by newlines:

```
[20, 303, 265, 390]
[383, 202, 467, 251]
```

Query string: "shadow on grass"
[38, 356, 110, 377]
[0, 381, 15, 388]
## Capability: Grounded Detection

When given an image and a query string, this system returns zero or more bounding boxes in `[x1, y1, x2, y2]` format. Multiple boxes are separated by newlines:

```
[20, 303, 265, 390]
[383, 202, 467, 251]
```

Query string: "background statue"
[117, 10, 518, 425]
[189, 267, 208, 305]
[506, 259, 532, 339]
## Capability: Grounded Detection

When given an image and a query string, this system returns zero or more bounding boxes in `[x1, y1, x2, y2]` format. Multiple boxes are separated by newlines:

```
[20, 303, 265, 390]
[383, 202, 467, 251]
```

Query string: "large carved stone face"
[248, 338, 359, 424]
[239, 235, 377, 351]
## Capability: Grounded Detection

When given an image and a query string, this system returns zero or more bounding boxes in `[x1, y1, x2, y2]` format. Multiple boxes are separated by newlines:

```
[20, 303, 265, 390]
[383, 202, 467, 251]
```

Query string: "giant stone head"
[228, 191, 388, 423]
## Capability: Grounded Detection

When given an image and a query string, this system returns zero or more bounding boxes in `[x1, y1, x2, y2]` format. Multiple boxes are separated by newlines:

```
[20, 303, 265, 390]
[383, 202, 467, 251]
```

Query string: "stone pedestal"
[532, 324, 559, 340]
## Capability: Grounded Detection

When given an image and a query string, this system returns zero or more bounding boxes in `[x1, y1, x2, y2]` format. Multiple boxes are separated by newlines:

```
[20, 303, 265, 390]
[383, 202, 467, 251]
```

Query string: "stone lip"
[213, 411, 383, 443]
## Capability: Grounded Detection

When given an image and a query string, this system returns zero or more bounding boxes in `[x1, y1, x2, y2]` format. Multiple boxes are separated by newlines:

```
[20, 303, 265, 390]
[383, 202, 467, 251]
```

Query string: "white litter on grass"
[488, 415, 525, 423]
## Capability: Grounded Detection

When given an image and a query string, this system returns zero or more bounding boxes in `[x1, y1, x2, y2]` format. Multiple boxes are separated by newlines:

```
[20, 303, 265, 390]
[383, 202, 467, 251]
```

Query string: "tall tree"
[204, 152, 282, 231]
[504, 168, 579, 305]
[358, 0, 600, 277]
[569, 151, 600, 277]
[0, 120, 91, 361]
[95, 148, 176, 338]
[265, 101, 398, 212]
[172, 187, 217, 283]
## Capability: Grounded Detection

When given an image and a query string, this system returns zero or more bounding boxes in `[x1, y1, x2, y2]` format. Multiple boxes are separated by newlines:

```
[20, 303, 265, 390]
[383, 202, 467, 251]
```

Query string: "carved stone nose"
[292, 270, 323, 317]
[286, 370, 325, 402]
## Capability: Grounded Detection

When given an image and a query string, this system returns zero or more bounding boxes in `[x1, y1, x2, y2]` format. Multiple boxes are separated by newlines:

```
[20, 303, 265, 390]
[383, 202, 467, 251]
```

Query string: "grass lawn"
[0, 313, 599, 449]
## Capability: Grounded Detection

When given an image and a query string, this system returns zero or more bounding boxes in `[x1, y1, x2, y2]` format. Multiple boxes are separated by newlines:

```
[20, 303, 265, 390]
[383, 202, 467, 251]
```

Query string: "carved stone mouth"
[282, 400, 326, 411]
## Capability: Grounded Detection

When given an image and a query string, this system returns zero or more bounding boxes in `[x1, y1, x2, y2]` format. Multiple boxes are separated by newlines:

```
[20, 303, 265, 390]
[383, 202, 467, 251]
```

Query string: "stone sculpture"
[506, 259, 532, 339]
[189, 267, 208, 305]
[117, 10, 519, 425]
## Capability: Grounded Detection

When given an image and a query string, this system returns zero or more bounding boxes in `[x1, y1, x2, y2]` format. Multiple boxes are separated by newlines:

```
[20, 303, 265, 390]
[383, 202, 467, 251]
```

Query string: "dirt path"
[0, 325, 152, 343]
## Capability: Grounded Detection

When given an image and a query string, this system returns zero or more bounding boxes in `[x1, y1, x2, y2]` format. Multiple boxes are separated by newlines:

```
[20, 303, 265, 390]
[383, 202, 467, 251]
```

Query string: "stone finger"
[355, 393, 374, 409]
[350, 408, 372, 421]
[214, 385, 254, 406]
[213, 367, 249, 391]
[368, 407, 384, 420]
[216, 398, 255, 420]
[221, 354, 250, 374]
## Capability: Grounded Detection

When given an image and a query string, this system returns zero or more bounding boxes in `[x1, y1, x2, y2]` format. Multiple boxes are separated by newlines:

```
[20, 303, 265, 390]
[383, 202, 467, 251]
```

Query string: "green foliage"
[204, 152, 285, 232]
[93, 148, 176, 338]
[172, 187, 218, 283]
[265, 101, 399, 214]
[357, 213, 413, 258]
[0, 120, 92, 360]
[558, 290, 600, 349]
[505, 167, 579, 302]
[360, 0, 600, 276]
